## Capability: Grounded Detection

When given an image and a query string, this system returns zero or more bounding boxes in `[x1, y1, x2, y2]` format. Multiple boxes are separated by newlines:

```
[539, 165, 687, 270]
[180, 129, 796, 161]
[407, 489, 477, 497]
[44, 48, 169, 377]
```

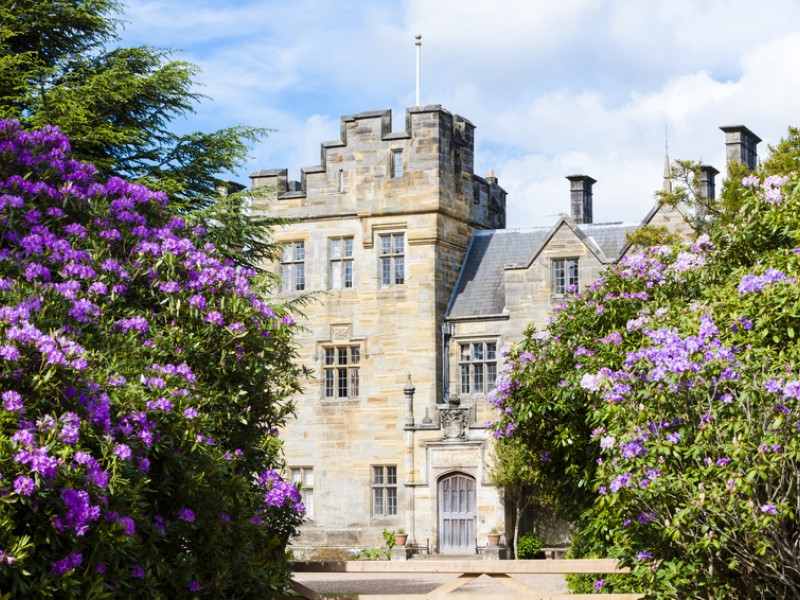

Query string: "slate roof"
[446, 219, 639, 319]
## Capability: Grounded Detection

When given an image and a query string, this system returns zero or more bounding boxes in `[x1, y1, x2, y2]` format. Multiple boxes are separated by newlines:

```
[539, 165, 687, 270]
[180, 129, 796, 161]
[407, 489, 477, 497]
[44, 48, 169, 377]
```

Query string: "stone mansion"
[249, 105, 761, 557]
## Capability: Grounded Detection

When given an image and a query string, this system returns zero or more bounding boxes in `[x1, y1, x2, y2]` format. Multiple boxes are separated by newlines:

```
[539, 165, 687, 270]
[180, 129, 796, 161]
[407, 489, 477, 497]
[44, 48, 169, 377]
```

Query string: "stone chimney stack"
[567, 175, 596, 224]
[720, 125, 761, 171]
[699, 165, 720, 200]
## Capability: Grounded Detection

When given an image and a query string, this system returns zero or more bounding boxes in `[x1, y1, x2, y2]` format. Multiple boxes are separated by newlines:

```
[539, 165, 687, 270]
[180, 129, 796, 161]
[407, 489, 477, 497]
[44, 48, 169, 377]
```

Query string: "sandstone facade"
[251, 106, 757, 557]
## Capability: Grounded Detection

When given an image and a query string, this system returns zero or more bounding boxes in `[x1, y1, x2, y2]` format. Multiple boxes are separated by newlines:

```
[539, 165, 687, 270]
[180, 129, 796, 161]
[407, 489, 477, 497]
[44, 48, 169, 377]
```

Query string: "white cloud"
[115, 0, 800, 226]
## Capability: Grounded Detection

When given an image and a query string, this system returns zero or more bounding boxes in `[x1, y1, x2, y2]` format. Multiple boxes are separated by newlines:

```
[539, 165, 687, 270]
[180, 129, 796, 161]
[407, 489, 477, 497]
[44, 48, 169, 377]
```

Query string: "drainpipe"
[441, 322, 455, 404]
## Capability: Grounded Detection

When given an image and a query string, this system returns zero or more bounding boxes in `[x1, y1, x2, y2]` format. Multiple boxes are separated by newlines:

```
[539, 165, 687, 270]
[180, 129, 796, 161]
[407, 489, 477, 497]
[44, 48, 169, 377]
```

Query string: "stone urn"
[395, 531, 408, 546]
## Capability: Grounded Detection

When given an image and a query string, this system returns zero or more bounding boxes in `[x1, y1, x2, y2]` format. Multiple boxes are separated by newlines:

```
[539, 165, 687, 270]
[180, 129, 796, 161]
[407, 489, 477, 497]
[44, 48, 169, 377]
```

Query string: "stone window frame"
[372, 465, 397, 516]
[281, 241, 306, 292]
[329, 237, 354, 289]
[458, 340, 498, 396]
[390, 149, 404, 178]
[378, 232, 405, 286]
[552, 257, 579, 296]
[289, 466, 315, 518]
[322, 344, 361, 400]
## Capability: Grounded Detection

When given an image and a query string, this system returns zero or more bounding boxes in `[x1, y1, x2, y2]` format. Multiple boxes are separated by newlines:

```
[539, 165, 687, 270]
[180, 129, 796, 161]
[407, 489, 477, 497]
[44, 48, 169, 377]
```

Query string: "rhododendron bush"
[492, 173, 800, 598]
[0, 120, 305, 598]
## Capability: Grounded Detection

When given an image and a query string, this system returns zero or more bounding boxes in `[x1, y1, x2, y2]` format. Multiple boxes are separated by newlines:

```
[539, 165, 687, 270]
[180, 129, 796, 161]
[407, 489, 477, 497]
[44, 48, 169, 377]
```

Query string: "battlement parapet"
[249, 104, 503, 231]
[250, 105, 474, 195]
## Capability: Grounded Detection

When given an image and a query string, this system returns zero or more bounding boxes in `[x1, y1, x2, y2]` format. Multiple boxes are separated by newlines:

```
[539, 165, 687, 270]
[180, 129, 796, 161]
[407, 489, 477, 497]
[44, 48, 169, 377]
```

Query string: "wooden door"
[438, 473, 476, 554]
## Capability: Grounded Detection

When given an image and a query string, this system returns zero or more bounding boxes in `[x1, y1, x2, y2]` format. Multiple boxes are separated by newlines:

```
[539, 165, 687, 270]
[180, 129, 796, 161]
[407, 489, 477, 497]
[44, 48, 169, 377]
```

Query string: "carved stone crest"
[440, 407, 468, 441]
[331, 325, 349, 342]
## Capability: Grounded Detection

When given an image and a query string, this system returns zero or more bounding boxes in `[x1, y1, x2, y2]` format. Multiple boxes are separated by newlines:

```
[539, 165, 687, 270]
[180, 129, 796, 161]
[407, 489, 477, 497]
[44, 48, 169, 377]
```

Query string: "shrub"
[492, 173, 800, 597]
[0, 120, 305, 598]
[515, 532, 544, 559]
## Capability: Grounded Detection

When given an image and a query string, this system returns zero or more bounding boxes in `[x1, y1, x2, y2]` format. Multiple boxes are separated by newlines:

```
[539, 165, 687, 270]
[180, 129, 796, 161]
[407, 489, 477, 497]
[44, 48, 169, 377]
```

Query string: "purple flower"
[118, 516, 136, 536]
[13, 475, 35, 495]
[738, 269, 788, 295]
[2, 390, 24, 412]
[600, 332, 622, 346]
[60, 487, 100, 536]
[594, 578, 605, 591]
[760, 504, 777, 515]
[68, 298, 100, 323]
[178, 508, 195, 522]
[782, 381, 800, 399]
[64, 223, 87, 238]
[620, 439, 646, 459]
[204, 311, 224, 326]
[116, 316, 149, 334]
[183, 407, 198, 419]
[188, 294, 207, 310]
[24, 262, 50, 281]
[609, 472, 633, 493]
[131, 564, 145, 579]
[638, 511, 655, 524]
[636, 551, 653, 561]
[0, 344, 20, 361]
[58, 412, 80, 444]
[88, 281, 108, 296]
[50, 551, 83, 576]
[145, 397, 173, 411]
[113, 444, 132, 460]
[646, 468, 661, 480]
[189, 579, 201, 592]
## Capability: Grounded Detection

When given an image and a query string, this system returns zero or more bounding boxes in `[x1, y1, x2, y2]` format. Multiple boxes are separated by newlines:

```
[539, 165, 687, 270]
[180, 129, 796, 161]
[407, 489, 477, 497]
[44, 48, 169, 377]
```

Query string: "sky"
[118, 0, 800, 229]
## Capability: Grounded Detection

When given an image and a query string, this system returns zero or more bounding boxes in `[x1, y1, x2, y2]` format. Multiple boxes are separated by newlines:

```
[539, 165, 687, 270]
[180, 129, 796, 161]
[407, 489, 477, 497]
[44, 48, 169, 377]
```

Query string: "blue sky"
[118, 0, 800, 228]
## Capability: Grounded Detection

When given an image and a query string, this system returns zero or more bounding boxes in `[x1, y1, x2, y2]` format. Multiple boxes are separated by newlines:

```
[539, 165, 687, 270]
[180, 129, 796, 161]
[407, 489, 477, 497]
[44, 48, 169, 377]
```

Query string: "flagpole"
[415, 34, 422, 106]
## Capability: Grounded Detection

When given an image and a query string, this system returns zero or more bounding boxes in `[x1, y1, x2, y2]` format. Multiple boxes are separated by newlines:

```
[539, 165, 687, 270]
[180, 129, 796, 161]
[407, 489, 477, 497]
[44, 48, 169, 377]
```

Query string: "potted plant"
[487, 527, 502, 547]
[395, 528, 408, 546]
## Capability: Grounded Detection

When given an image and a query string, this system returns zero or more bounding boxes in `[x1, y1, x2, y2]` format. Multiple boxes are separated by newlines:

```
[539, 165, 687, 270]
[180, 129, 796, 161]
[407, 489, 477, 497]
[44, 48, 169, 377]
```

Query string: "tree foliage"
[0, 0, 266, 212]
[0, 120, 305, 598]
[488, 435, 549, 559]
[492, 141, 800, 596]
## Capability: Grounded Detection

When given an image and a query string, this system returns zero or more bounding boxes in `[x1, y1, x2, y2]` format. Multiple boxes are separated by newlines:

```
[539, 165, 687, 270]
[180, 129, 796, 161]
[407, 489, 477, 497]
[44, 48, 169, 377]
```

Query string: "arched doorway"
[437, 472, 476, 554]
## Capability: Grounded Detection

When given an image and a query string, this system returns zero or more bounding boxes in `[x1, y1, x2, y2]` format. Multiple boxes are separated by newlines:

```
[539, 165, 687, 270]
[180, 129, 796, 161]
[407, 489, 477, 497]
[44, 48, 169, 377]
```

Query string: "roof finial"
[663, 124, 672, 194]
[415, 34, 422, 107]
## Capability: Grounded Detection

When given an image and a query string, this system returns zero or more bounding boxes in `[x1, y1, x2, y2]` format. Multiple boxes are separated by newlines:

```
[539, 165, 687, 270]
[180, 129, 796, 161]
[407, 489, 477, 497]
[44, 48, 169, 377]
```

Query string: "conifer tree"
[0, 0, 265, 213]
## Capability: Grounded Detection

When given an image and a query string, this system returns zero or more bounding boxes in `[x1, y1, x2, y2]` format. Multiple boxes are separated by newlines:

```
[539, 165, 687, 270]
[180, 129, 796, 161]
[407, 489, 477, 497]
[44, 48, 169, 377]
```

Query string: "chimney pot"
[720, 125, 761, 172]
[699, 165, 720, 200]
[566, 175, 596, 225]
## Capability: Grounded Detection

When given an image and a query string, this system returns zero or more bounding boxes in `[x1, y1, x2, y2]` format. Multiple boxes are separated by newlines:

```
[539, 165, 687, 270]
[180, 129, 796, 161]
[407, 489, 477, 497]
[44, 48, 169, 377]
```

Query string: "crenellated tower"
[250, 105, 505, 230]
[249, 105, 506, 551]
